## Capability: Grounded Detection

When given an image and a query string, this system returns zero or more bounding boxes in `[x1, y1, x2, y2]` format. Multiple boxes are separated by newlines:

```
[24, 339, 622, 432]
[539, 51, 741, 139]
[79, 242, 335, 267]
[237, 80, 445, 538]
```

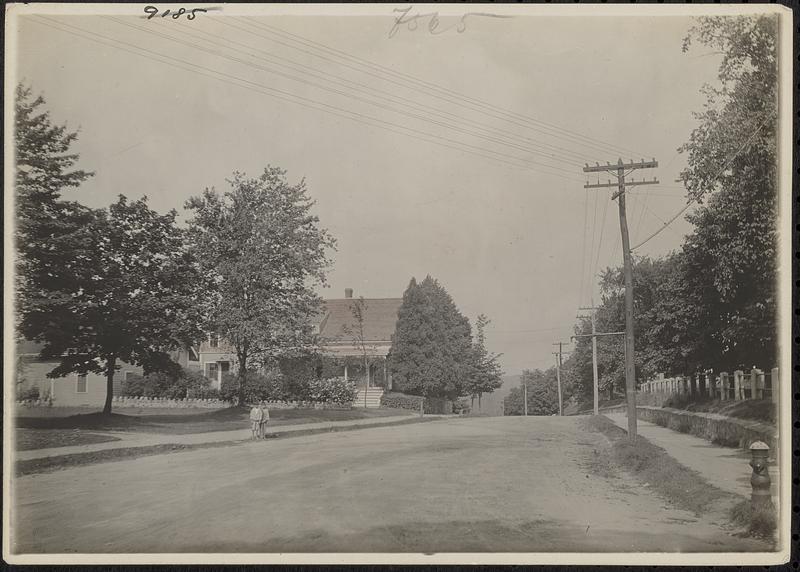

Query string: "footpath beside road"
[15, 413, 423, 462]
[604, 412, 780, 501]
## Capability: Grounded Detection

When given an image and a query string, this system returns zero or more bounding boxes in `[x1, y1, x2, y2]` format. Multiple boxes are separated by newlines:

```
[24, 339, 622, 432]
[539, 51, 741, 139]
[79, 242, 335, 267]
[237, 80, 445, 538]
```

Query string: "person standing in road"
[258, 401, 270, 439]
[249, 402, 263, 440]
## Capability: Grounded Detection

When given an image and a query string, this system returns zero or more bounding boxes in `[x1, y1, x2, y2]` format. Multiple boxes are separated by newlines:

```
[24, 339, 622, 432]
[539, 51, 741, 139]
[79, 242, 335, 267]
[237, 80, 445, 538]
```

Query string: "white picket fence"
[639, 367, 779, 403]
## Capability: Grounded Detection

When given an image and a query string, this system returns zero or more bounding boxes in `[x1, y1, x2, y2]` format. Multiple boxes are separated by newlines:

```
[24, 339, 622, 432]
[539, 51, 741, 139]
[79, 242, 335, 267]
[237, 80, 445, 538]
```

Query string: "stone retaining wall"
[636, 405, 777, 451]
[110, 396, 230, 409]
[601, 404, 777, 451]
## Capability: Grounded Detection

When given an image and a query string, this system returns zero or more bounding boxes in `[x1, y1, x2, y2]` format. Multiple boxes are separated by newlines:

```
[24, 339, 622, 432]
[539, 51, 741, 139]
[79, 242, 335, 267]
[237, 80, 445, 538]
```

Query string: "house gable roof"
[316, 298, 402, 343]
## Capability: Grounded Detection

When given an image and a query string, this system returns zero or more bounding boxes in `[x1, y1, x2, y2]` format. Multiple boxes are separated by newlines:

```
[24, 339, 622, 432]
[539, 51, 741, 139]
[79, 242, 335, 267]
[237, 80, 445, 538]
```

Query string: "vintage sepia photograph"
[3, 3, 793, 566]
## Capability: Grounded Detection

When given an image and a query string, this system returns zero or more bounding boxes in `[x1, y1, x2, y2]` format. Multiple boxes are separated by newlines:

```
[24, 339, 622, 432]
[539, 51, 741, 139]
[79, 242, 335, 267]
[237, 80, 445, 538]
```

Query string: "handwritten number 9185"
[144, 6, 207, 20]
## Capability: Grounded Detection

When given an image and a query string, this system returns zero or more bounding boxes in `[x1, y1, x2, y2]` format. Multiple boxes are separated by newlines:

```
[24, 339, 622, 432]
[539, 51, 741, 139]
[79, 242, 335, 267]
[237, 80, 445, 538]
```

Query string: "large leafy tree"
[678, 15, 778, 369]
[559, 17, 778, 408]
[388, 275, 473, 400]
[186, 167, 336, 406]
[563, 256, 696, 402]
[465, 314, 503, 409]
[20, 196, 208, 413]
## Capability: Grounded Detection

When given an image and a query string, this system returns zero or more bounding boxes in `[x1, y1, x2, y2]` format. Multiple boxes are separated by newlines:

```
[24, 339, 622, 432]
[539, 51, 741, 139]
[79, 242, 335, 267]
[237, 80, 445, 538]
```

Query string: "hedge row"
[380, 392, 455, 414]
[381, 392, 424, 411]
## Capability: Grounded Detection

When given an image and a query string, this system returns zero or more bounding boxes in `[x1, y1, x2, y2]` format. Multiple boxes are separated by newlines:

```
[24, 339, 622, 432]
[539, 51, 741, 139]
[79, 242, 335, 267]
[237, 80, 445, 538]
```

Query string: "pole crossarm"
[583, 159, 658, 173]
[584, 181, 618, 190]
[571, 331, 626, 339]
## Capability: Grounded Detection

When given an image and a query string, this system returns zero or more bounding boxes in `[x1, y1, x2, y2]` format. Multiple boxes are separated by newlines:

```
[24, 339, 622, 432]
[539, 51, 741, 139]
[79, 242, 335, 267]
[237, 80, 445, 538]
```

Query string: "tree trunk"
[103, 355, 117, 415]
[237, 350, 248, 407]
[478, 393, 482, 409]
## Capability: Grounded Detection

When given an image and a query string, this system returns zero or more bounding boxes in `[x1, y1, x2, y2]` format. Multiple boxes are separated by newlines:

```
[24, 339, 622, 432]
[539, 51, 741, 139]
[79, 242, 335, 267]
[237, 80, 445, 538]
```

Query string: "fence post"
[720, 372, 729, 401]
[419, 398, 424, 418]
[753, 369, 764, 400]
[771, 367, 780, 405]
[733, 370, 743, 401]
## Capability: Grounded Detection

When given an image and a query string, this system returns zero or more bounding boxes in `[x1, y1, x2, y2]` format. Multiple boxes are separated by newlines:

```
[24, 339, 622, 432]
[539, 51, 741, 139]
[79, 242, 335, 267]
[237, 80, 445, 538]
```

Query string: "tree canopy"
[678, 15, 778, 370]
[20, 196, 208, 413]
[186, 167, 336, 406]
[504, 368, 560, 416]
[15, 84, 95, 312]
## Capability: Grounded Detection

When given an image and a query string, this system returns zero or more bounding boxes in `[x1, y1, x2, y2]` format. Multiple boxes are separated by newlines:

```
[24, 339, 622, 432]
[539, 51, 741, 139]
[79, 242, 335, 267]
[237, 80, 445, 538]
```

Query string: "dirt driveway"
[10, 415, 767, 554]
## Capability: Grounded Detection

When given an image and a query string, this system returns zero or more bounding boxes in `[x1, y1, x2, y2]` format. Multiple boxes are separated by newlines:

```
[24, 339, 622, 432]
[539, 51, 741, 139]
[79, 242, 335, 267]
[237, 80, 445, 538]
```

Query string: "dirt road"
[11, 416, 767, 554]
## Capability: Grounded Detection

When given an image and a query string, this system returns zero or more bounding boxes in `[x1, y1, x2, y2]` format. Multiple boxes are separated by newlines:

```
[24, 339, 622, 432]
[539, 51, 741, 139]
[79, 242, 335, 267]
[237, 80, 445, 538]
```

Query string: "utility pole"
[522, 378, 528, 416]
[571, 329, 626, 415]
[583, 158, 659, 440]
[578, 302, 600, 416]
[552, 342, 571, 416]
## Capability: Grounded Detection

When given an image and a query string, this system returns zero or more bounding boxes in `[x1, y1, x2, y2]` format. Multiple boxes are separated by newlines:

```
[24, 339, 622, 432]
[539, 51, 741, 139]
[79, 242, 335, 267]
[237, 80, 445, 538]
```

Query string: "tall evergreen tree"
[15, 84, 94, 311]
[465, 314, 504, 409]
[388, 275, 473, 400]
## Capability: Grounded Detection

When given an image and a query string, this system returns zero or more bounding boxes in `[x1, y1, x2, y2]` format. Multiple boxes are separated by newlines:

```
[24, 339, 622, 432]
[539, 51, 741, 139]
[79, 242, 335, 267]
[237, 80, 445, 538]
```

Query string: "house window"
[209, 334, 219, 348]
[76, 374, 87, 393]
[219, 361, 230, 377]
[124, 371, 133, 381]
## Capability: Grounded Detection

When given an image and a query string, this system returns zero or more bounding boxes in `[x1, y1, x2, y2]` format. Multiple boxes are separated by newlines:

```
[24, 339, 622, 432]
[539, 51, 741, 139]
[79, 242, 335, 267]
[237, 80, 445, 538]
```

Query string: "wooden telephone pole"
[577, 302, 600, 416]
[583, 158, 658, 440]
[552, 342, 571, 416]
[523, 379, 528, 416]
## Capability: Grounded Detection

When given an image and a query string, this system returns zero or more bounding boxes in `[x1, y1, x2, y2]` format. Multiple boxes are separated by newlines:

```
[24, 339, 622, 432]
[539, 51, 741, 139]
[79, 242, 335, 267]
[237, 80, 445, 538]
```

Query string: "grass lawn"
[15, 406, 414, 436]
[16, 429, 121, 451]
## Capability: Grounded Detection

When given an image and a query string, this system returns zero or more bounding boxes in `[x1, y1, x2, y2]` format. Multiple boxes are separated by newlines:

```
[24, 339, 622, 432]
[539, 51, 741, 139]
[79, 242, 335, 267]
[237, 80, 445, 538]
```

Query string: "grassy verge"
[730, 498, 777, 539]
[16, 429, 121, 451]
[15, 406, 414, 436]
[582, 415, 734, 517]
[662, 396, 775, 424]
[586, 415, 776, 543]
[16, 416, 437, 476]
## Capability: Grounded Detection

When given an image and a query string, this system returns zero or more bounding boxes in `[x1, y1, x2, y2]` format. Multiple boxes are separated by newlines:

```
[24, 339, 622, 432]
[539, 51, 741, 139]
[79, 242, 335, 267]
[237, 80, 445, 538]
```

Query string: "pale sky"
[11, 7, 724, 375]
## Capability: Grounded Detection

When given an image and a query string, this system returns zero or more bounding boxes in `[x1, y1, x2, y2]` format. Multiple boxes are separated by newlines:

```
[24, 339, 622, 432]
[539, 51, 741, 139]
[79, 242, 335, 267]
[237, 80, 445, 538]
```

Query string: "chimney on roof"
[345, 288, 353, 299]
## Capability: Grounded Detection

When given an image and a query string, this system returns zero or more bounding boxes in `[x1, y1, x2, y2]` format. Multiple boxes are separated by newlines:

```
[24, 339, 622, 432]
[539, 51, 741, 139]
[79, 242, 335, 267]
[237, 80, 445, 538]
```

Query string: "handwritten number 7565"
[144, 6, 207, 20]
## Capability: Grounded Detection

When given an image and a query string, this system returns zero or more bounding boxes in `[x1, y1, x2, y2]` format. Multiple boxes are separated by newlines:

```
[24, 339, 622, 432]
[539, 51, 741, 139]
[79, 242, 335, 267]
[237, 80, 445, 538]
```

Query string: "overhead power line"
[592, 190, 610, 279]
[577, 188, 589, 308]
[234, 17, 648, 159]
[105, 16, 592, 172]
[205, 18, 599, 165]
[630, 116, 770, 251]
[31, 16, 583, 182]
